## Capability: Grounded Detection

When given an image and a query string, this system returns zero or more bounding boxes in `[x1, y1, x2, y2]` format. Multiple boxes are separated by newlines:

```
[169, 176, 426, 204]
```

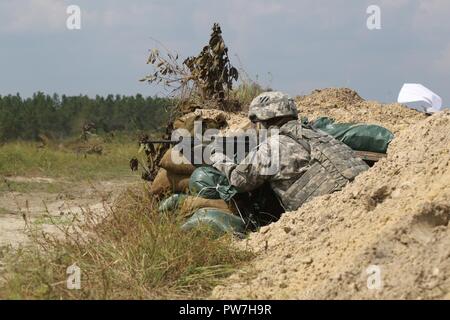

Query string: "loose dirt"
[0, 177, 134, 248]
[295, 88, 428, 134]
[212, 88, 450, 300]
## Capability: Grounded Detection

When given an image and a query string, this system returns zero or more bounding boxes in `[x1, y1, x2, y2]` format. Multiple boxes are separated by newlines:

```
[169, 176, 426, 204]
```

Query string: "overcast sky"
[0, 0, 449, 104]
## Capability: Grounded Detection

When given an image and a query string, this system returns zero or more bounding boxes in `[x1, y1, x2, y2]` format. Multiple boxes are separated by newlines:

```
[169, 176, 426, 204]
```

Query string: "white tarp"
[397, 83, 443, 113]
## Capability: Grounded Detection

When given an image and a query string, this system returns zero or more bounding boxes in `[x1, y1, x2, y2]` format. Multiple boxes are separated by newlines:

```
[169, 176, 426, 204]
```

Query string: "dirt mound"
[213, 110, 450, 300]
[214, 88, 428, 134]
[297, 87, 364, 109]
[296, 88, 428, 134]
[178, 109, 251, 135]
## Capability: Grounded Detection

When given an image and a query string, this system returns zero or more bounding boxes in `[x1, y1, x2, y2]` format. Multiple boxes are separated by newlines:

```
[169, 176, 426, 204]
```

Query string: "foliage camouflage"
[141, 23, 239, 110]
[183, 23, 238, 105]
[139, 23, 241, 181]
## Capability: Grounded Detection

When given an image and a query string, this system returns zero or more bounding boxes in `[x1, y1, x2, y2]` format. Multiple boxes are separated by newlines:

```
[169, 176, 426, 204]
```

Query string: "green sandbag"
[189, 166, 237, 201]
[180, 208, 246, 237]
[158, 194, 187, 213]
[312, 117, 394, 153]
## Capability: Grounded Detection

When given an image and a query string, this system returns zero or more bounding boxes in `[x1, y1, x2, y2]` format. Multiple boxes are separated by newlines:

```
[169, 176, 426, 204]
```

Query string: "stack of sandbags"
[158, 193, 244, 237]
[159, 147, 196, 176]
[150, 168, 190, 195]
[159, 194, 236, 218]
[149, 148, 195, 195]
[180, 196, 235, 215]
[150, 109, 232, 196]
[157, 166, 244, 236]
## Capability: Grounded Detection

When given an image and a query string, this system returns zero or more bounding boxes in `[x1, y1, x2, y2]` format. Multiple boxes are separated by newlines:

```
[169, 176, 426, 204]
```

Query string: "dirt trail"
[212, 88, 450, 300]
[0, 177, 133, 248]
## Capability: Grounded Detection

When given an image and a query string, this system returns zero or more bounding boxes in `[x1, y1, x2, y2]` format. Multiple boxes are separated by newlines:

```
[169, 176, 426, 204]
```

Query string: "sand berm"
[211, 88, 450, 299]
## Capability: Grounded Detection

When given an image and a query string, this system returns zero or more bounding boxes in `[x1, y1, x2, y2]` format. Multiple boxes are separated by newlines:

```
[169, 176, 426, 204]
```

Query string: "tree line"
[0, 92, 173, 141]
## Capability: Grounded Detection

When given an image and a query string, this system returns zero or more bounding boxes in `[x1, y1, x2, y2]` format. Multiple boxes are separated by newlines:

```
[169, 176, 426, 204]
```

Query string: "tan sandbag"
[173, 110, 228, 134]
[173, 113, 199, 134]
[159, 148, 195, 176]
[180, 196, 228, 211]
[150, 168, 190, 196]
[180, 196, 233, 214]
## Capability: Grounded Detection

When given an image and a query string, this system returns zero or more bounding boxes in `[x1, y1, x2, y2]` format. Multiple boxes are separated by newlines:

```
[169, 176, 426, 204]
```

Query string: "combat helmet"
[248, 91, 298, 122]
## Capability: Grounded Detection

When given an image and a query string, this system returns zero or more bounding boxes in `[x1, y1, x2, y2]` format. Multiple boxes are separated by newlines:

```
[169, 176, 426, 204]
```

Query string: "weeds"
[0, 184, 253, 299]
[231, 82, 267, 110]
[0, 139, 137, 180]
[0, 180, 65, 193]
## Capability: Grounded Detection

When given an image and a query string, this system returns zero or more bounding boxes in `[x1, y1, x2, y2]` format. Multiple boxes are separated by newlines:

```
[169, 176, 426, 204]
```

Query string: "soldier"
[211, 91, 369, 211]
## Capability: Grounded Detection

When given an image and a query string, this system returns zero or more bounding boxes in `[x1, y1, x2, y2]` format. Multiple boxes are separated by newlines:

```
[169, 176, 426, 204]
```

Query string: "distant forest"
[0, 93, 173, 141]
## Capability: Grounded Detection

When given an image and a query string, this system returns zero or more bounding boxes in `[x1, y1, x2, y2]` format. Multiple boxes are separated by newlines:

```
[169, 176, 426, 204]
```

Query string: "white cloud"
[1, 0, 449, 104]
[0, 0, 67, 34]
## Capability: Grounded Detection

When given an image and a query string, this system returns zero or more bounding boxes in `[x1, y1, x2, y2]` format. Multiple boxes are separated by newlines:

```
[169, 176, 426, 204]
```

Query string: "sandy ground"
[211, 88, 450, 300]
[0, 177, 134, 248]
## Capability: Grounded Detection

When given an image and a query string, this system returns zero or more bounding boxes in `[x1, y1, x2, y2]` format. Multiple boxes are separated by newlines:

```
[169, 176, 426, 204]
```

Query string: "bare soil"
[0, 177, 134, 248]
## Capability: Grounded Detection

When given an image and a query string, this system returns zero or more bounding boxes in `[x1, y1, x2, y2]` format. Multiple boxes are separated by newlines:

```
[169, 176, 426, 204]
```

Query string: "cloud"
[0, 0, 67, 34]
[1, 0, 449, 104]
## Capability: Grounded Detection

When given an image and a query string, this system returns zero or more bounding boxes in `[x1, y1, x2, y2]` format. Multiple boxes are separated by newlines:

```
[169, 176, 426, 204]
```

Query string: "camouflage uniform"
[212, 91, 369, 211]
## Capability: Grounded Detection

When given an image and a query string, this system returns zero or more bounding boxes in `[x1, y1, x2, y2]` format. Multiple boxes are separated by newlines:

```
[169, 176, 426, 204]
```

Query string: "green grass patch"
[0, 207, 15, 216]
[0, 180, 65, 193]
[0, 139, 139, 181]
[32, 215, 74, 226]
[0, 185, 253, 299]
[231, 81, 267, 109]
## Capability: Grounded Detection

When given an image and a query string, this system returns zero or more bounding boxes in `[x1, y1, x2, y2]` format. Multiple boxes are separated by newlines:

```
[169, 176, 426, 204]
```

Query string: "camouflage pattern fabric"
[248, 91, 298, 122]
[213, 120, 369, 211]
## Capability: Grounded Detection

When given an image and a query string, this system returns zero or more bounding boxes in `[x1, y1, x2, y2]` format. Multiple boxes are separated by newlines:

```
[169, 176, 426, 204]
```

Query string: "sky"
[0, 0, 449, 105]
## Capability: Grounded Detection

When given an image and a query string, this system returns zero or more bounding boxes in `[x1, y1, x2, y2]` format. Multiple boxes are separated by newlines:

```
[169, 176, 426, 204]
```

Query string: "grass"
[0, 207, 15, 216]
[231, 81, 268, 110]
[0, 184, 252, 299]
[0, 134, 253, 299]
[0, 138, 138, 181]
[32, 214, 74, 226]
[0, 180, 66, 193]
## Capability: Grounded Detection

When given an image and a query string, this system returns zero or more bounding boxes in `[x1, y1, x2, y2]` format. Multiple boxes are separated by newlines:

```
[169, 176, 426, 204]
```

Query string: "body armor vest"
[279, 120, 369, 211]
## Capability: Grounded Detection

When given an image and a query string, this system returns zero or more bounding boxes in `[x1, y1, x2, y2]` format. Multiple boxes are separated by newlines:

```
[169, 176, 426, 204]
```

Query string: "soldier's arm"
[213, 141, 274, 193]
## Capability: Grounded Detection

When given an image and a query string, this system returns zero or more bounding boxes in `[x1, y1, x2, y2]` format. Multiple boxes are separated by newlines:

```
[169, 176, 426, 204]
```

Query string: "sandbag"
[312, 117, 394, 153]
[158, 193, 187, 213]
[159, 148, 196, 176]
[150, 168, 190, 195]
[158, 194, 234, 216]
[173, 113, 198, 134]
[180, 208, 246, 237]
[180, 196, 234, 215]
[189, 167, 237, 201]
[173, 111, 227, 134]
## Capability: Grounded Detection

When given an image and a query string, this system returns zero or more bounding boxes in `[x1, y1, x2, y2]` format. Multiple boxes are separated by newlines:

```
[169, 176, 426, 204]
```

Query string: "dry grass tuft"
[0, 184, 252, 299]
